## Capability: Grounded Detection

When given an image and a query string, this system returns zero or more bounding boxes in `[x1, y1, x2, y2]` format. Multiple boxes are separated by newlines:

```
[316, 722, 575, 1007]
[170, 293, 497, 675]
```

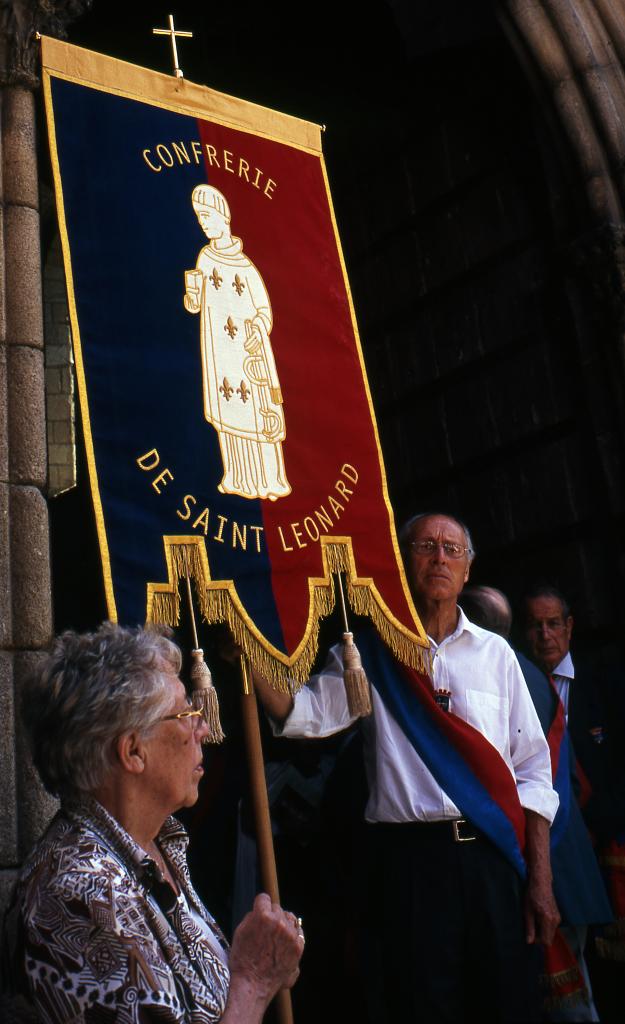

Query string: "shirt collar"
[63, 794, 187, 872]
[456, 605, 485, 638]
[428, 606, 475, 650]
[552, 651, 575, 680]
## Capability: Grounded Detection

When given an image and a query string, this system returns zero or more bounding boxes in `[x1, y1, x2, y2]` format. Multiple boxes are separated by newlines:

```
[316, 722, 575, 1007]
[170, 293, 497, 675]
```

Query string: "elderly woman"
[3, 622, 303, 1022]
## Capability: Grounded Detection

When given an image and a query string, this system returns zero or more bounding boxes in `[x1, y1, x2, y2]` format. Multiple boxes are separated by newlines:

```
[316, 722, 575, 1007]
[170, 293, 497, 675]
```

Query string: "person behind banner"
[522, 585, 625, 847]
[1, 623, 303, 1024]
[523, 584, 625, 1020]
[460, 585, 612, 1022]
[253, 512, 560, 1024]
[184, 183, 290, 502]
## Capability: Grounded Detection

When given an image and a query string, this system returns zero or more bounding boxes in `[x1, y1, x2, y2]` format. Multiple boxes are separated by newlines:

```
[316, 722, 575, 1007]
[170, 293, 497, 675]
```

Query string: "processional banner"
[42, 36, 428, 688]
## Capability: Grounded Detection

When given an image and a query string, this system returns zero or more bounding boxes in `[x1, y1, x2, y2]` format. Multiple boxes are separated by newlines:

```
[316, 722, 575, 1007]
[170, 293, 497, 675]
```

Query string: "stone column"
[0, 0, 92, 913]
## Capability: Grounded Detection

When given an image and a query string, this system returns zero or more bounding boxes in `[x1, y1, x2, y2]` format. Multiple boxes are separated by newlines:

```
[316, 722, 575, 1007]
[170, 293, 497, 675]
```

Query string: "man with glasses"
[462, 584, 612, 1022]
[524, 585, 625, 1019]
[255, 512, 558, 1023]
[523, 584, 625, 844]
[524, 586, 574, 717]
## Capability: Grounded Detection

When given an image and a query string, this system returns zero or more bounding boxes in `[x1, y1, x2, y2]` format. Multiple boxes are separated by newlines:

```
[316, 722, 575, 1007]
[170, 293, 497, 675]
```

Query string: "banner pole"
[239, 655, 295, 1024]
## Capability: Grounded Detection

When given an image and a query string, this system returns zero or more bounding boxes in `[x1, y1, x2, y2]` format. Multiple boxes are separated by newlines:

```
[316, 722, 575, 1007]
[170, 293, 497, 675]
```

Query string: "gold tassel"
[183, 569, 224, 744]
[342, 631, 372, 718]
[335, 572, 371, 718]
[190, 648, 225, 744]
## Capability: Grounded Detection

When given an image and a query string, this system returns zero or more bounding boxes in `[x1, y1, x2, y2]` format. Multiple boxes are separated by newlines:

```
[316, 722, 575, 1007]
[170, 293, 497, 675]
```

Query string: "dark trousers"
[359, 822, 541, 1024]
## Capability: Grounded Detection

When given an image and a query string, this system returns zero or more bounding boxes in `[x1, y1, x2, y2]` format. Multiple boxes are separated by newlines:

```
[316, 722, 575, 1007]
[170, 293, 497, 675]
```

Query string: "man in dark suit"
[523, 585, 625, 847]
[522, 585, 625, 1021]
[460, 585, 613, 1022]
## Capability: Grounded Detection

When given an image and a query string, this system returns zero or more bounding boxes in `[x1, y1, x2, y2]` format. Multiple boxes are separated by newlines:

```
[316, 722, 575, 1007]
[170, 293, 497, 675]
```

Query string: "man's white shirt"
[551, 651, 575, 722]
[277, 609, 558, 825]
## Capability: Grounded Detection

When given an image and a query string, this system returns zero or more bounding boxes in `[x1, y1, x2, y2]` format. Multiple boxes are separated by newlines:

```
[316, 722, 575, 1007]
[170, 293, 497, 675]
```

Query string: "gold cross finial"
[152, 14, 193, 79]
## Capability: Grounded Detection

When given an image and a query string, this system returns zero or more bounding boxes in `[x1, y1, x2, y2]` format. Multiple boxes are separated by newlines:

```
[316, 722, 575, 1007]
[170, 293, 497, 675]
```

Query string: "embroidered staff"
[239, 653, 295, 1024]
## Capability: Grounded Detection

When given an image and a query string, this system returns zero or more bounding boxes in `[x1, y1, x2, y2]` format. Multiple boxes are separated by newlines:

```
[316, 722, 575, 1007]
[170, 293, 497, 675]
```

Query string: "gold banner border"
[40, 35, 322, 155]
[147, 535, 430, 691]
[42, 65, 117, 619]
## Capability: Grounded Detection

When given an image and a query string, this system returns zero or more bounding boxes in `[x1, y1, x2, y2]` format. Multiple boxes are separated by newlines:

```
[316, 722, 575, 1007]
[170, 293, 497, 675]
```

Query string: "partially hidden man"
[255, 513, 560, 1023]
[524, 585, 625, 1016]
[460, 584, 612, 1022]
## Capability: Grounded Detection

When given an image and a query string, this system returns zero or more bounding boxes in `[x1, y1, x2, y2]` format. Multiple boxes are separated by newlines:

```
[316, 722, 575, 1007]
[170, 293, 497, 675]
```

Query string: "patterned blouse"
[2, 796, 231, 1022]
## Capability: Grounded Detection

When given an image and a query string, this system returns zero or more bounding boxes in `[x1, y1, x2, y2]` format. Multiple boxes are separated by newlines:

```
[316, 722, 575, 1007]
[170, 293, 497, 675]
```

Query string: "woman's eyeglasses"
[158, 705, 204, 731]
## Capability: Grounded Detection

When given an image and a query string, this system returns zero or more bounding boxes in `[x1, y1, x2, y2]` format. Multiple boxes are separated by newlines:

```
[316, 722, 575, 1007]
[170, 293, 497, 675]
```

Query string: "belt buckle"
[452, 818, 476, 843]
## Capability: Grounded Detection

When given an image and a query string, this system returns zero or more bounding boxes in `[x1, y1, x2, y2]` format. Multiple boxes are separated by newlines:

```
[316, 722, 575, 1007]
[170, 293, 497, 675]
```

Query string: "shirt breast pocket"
[465, 689, 510, 754]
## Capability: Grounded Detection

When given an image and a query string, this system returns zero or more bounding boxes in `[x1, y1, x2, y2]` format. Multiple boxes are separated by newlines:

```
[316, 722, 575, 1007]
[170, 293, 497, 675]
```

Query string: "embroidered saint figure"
[184, 185, 290, 501]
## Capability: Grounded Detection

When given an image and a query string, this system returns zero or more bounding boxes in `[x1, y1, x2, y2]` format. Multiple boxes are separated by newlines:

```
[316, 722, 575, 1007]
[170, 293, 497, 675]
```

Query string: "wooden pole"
[239, 656, 294, 1024]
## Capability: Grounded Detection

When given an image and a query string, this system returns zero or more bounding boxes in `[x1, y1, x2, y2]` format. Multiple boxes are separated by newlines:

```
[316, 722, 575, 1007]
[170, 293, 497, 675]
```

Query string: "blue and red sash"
[541, 678, 586, 1007]
[546, 676, 570, 850]
[541, 929, 588, 1011]
[355, 628, 527, 877]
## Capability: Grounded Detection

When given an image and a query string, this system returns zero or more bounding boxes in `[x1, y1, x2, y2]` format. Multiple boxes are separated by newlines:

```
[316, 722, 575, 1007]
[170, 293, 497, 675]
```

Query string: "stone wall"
[0, 80, 57, 915]
[44, 234, 75, 497]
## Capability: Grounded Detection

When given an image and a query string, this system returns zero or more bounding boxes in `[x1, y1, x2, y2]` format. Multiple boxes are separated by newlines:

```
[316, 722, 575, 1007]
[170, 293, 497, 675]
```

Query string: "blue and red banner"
[42, 37, 428, 688]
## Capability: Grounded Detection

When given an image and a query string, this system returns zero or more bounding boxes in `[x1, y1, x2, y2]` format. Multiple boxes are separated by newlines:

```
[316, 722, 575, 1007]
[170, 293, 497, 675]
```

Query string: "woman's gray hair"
[22, 622, 182, 799]
[399, 511, 476, 562]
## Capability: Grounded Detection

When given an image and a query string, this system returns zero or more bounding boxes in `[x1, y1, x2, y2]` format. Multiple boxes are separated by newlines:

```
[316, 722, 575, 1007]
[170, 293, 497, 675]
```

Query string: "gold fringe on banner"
[540, 966, 589, 1012]
[542, 989, 589, 1013]
[600, 854, 625, 869]
[146, 534, 429, 691]
[595, 936, 625, 961]
[323, 540, 431, 676]
[596, 918, 625, 961]
[151, 590, 180, 626]
[541, 966, 585, 988]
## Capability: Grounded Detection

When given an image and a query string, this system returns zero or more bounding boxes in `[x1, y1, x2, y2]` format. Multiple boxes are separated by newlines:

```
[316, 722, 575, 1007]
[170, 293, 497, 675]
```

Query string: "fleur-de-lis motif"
[233, 274, 245, 296]
[210, 267, 223, 290]
[237, 380, 250, 403]
[224, 317, 238, 339]
[219, 378, 234, 400]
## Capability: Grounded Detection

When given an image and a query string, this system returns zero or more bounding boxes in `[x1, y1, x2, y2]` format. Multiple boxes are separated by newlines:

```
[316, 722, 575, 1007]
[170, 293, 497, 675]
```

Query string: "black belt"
[370, 818, 480, 843]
